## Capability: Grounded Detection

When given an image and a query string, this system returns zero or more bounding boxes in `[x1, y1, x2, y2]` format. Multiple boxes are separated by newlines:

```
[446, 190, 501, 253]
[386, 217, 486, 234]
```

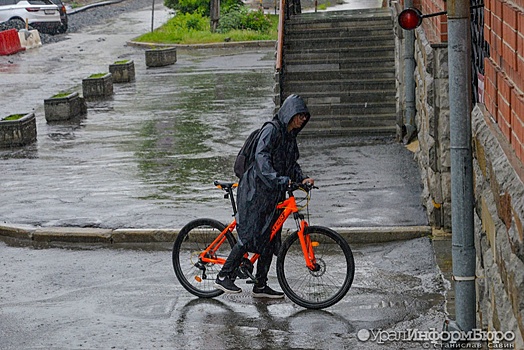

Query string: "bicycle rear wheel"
[276, 226, 355, 309]
[172, 218, 236, 298]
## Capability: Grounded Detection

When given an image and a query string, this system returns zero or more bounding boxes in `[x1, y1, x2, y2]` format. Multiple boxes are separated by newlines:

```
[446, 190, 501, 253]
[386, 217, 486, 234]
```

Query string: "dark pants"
[219, 241, 273, 287]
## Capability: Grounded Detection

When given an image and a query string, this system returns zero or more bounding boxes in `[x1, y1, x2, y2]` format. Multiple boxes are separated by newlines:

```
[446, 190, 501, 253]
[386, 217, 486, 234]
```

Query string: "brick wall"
[420, 0, 447, 43]
[400, 0, 524, 163]
[484, 0, 524, 164]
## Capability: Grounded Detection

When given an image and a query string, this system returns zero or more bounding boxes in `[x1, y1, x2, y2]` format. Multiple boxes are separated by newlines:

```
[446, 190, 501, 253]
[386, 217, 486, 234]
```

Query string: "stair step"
[285, 27, 394, 40]
[284, 69, 395, 81]
[285, 57, 394, 69]
[308, 113, 396, 123]
[306, 115, 397, 129]
[305, 103, 396, 116]
[308, 113, 396, 122]
[282, 79, 396, 92]
[284, 41, 395, 57]
[283, 90, 396, 103]
[285, 37, 394, 50]
[287, 9, 392, 26]
[285, 51, 394, 62]
[300, 125, 396, 137]
[285, 35, 394, 45]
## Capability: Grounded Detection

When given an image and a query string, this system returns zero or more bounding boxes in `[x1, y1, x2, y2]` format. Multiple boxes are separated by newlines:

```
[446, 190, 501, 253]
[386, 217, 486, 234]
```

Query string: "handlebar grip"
[287, 182, 317, 192]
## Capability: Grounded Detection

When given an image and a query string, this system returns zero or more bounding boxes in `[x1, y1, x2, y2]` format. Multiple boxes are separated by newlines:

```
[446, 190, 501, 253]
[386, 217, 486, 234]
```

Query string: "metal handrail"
[276, 0, 285, 71]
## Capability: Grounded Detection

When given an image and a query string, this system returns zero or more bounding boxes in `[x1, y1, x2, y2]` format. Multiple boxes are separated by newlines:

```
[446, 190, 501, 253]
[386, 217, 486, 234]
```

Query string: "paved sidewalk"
[0, 0, 430, 246]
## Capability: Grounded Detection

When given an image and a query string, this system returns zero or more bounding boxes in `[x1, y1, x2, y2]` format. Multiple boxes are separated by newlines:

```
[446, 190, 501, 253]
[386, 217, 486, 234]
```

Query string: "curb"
[0, 223, 432, 247]
[67, 0, 123, 14]
[126, 40, 277, 50]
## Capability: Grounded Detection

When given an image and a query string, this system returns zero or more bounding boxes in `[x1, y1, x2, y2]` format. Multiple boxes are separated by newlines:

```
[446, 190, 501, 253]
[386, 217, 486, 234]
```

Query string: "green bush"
[164, 0, 242, 16]
[243, 9, 271, 32]
[218, 5, 271, 33]
[164, 0, 208, 15]
[166, 12, 209, 31]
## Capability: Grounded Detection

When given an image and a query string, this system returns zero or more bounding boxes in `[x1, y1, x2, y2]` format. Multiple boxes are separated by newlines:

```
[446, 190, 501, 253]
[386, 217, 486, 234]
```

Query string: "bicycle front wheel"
[172, 218, 236, 298]
[276, 226, 355, 309]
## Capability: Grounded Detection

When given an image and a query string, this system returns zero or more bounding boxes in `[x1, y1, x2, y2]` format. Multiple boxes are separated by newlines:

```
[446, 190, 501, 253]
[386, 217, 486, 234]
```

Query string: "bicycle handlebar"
[287, 182, 318, 193]
[213, 180, 317, 195]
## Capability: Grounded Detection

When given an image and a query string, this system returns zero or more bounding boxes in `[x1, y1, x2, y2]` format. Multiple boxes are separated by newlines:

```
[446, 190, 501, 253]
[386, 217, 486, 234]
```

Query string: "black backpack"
[233, 120, 279, 178]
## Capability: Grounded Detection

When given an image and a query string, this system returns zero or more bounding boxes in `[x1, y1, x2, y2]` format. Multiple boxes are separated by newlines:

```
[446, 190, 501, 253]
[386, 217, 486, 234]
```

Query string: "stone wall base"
[472, 104, 524, 348]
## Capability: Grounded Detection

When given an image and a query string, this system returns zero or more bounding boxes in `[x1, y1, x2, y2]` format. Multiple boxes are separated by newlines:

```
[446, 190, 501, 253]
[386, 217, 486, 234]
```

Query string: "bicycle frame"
[198, 185, 317, 271]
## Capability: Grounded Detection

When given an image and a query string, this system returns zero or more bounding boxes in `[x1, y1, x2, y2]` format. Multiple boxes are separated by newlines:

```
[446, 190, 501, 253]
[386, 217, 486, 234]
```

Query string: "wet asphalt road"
[0, 237, 448, 349]
[0, 1, 450, 348]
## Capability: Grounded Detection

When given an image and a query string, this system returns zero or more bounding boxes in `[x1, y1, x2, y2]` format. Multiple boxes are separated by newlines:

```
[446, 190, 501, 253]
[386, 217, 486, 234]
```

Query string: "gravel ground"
[0, 0, 154, 44]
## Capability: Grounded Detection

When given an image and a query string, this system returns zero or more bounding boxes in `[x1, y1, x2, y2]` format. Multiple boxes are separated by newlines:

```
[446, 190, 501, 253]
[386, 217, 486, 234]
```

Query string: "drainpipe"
[445, 0, 476, 335]
[403, 0, 417, 144]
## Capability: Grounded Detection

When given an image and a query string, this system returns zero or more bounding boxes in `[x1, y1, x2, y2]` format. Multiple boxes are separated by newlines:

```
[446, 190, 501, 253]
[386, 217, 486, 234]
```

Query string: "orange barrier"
[0, 29, 25, 55]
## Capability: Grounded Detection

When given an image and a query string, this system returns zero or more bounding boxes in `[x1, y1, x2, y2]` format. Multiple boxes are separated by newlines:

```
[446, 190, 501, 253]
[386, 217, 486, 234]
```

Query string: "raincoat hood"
[274, 94, 310, 136]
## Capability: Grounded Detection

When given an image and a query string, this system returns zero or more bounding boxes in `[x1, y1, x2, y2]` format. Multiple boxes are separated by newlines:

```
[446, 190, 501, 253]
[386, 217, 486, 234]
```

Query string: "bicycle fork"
[296, 220, 319, 271]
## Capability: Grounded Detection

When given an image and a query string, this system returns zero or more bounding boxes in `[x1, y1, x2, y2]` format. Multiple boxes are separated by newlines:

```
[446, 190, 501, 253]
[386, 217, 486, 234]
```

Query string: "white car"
[0, 0, 62, 34]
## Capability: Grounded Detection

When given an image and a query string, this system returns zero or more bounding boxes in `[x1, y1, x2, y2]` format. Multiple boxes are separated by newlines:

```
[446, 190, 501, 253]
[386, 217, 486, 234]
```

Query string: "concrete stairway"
[280, 8, 396, 136]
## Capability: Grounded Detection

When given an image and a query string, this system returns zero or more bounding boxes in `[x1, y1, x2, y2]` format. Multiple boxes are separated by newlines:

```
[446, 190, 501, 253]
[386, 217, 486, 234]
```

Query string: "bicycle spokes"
[276, 226, 355, 309]
[172, 218, 236, 298]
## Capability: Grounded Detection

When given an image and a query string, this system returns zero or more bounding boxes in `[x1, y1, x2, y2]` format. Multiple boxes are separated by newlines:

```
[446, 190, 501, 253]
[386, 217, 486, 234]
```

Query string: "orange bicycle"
[172, 180, 355, 309]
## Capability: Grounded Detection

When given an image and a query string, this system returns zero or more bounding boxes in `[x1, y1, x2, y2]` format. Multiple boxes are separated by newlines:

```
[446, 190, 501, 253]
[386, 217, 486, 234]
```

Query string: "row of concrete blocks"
[0, 47, 178, 148]
[48, 46, 179, 122]
[0, 60, 135, 148]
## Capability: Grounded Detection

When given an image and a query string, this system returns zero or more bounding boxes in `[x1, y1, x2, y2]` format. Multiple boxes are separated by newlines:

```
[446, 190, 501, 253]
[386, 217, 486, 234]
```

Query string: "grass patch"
[3, 113, 26, 121]
[88, 73, 108, 78]
[134, 14, 278, 45]
[52, 91, 73, 98]
[113, 60, 130, 64]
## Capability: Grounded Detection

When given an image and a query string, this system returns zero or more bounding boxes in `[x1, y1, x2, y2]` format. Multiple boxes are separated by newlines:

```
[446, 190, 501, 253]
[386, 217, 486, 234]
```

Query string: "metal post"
[151, 0, 155, 32]
[403, 0, 416, 144]
[447, 0, 476, 333]
[210, 0, 220, 33]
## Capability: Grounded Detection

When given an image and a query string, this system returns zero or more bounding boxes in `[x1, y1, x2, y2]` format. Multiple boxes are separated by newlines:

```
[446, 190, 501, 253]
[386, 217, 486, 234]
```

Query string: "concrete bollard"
[18, 29, 42, 50]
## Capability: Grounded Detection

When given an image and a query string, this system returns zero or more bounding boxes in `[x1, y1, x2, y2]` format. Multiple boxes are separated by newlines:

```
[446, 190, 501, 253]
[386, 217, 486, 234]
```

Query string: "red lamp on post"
[398, 8, 423, 30]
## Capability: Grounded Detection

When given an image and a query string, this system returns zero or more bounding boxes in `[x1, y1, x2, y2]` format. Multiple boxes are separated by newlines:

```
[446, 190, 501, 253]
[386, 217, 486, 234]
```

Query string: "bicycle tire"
[276, 226, 355, 309]
[172, 218, 236, 298]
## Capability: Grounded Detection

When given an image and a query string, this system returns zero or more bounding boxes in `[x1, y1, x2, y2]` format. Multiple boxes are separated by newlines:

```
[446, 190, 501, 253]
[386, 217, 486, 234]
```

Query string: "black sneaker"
[214, 275, 242, 294]
[251, 285, 285, 299]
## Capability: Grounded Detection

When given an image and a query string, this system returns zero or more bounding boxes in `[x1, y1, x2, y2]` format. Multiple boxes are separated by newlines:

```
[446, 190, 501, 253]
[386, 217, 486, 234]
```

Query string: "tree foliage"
[164, 0, 243, 16]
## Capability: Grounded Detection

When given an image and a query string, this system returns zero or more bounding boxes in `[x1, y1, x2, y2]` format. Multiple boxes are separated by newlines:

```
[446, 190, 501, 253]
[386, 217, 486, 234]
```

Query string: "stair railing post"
[275, 0, 286, 106]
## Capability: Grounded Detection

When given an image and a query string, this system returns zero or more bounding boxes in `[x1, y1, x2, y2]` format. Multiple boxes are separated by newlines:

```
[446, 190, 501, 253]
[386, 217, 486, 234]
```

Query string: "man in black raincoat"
[214, 94, 315, 298]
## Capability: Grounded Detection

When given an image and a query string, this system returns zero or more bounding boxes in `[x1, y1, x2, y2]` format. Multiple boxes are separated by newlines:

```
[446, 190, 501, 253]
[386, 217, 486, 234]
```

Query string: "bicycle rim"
[172, 218, 235, 298]
[277, 226, 355, 309]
